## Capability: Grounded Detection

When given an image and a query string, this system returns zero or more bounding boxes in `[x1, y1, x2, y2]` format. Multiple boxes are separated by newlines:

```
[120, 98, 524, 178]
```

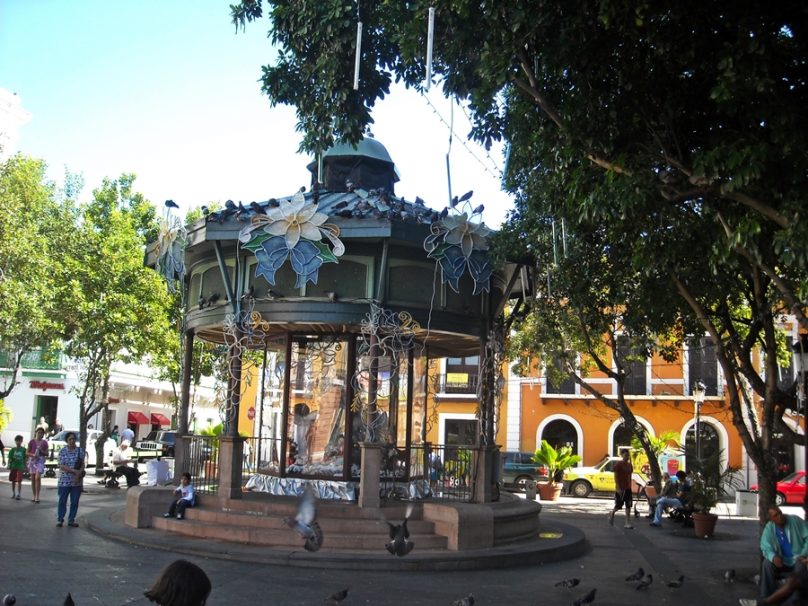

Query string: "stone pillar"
[179, 330, 194, 435]
[472, 445, 499, 503]
[358, 442, 383, 508]
[217, 435, 244, 499]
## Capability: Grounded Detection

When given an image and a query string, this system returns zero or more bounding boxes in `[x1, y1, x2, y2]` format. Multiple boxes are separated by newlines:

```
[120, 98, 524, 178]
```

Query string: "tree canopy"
[233, 1, 808, 514]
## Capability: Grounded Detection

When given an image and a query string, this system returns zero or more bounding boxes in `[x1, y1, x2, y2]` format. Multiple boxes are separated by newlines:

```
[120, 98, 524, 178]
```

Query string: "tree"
[62, 175, 173, 468]
[0, 155, 73, 398]
[232, 2, 807, 518]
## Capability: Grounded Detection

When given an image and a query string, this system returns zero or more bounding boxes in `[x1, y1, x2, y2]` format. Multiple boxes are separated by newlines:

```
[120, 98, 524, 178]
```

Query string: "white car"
[49, 429, 115, 467]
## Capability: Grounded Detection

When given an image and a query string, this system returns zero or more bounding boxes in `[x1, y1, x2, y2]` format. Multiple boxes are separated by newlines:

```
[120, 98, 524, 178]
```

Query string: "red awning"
[127, 411, 150, 425]
[151, 413, 171, 427]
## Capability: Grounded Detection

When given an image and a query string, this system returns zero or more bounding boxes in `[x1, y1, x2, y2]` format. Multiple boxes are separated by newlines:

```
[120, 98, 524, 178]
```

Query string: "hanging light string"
[420, 93, 503, 180]
[353, 1, 363, 90]
[458, 103, 504, 177]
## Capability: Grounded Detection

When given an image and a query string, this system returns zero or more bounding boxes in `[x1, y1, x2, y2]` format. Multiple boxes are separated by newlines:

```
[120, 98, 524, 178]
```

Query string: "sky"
[0, 1, 513, 227]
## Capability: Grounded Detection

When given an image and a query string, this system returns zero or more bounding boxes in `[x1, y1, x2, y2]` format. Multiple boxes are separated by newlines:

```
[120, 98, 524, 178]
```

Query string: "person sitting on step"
[163, 472, 196, 520]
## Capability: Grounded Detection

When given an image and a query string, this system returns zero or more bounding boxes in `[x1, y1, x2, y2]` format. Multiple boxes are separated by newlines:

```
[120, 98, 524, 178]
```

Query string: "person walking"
[26, 427, 48, 503]
[56, 432, 84, 527]
[8, 435, 26, 500]
[121, 425, 135, 444]
[608, 449, 634, 529]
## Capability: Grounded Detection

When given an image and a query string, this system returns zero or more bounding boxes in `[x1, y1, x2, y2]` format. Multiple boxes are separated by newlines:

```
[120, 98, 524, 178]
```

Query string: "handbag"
[74, 449, 86, 479]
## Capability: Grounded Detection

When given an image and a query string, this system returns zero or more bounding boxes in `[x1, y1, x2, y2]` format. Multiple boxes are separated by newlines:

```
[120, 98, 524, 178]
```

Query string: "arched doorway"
[684, 422, 719, 470]
[541, 419, 579, 455]
[609, 418, 654, 456]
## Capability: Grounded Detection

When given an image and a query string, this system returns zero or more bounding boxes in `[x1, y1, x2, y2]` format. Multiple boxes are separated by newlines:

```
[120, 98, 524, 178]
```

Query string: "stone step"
[152, 516, 448, 550]
[209, 494, 420, 521]
[184, 507, 436, 535]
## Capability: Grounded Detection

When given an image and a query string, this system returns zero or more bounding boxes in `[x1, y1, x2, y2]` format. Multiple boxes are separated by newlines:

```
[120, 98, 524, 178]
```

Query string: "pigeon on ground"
[64, 594, 75, 606]
[283, 485, 323, 552]
[451, 594, 474, 606]
[386, 502, 415, 556]
[667, 575, 685, 588]
[636, 574, 653, 590]
[724, 569, 736, 583]
[555, 578, 581, 589]
[325, 588, 349, 604]
[571, 587, 596, 606]
[625, 567, 644, 581]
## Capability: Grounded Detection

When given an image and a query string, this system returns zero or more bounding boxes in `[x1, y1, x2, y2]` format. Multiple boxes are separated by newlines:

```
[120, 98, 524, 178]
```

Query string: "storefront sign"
[30, 380, 64, 391]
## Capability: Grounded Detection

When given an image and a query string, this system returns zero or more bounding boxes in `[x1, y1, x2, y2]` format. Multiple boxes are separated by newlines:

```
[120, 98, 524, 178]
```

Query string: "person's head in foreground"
[144, 559, 211, 606]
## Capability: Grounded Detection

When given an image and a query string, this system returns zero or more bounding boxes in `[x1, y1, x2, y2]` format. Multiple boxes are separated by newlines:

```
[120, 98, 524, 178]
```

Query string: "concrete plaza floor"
[0, 473, 790, 605]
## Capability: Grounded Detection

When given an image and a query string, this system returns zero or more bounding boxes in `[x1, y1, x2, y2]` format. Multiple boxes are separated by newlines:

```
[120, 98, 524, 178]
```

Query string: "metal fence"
[187, 435, 219, 495]
[412, 443, 474, 502]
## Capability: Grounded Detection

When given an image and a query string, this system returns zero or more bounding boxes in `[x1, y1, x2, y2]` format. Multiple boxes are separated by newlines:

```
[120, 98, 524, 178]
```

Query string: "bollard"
[525, 480, 537, 501]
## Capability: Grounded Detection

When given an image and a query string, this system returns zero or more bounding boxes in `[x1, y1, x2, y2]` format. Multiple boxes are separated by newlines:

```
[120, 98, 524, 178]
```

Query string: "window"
[688, 337, 718, 396]
[443, 356, 479, 394]
[388, 262, 438, 305]
[545, 355, 576, 395]
[444, 419, 477, 446]
[777, 336, 795, 393]
[611, 422, 634, 455]
[616, 336, 647, 395]
[306, 257, 370, 299]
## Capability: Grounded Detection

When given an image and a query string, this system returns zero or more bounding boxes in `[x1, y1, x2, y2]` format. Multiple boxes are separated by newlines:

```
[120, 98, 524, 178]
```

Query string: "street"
[0, 476, 783, 605]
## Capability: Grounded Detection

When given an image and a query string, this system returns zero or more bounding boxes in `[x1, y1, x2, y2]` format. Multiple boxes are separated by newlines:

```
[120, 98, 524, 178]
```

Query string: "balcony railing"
[434, 373, 479, 394]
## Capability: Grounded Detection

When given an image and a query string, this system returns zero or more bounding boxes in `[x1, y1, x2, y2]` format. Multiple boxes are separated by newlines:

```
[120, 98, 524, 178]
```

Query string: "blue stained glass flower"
[253, 236, 292, 285]
[289, 240, 323, 287]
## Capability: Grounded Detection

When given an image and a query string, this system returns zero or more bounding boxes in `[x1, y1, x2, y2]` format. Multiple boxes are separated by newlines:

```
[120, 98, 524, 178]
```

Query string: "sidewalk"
[0, 474, 776, 605]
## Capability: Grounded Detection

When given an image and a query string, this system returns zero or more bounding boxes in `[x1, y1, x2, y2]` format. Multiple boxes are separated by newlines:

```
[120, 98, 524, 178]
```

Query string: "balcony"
[0, 348, 64, 371]
[434, 372, 479, 395]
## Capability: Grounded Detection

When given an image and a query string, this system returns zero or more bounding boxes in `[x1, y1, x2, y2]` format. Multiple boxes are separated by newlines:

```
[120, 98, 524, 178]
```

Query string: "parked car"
[563, 455, 647, 497]
[501, 451, 549, 492]
[750, 471, 806, 506]
[135, 430, 177, 457]
[50, 429, 115, 467]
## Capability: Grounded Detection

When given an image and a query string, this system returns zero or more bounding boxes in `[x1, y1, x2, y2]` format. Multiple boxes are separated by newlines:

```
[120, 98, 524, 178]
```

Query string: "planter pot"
[538, 481, 564, 501]
[692, 511, 719, 538]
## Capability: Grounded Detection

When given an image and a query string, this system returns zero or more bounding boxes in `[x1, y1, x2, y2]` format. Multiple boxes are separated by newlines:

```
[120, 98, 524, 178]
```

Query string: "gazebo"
[148, 136, 516, 507]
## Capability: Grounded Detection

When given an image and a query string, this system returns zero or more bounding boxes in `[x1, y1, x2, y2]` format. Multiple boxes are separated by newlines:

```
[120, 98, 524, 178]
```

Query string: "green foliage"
[687, 450, 743, 513]
[63, 175, 174, 447]
[0, 155, 74, 398]
[532, 439, 581, 483]
[630, 430, 680, 459]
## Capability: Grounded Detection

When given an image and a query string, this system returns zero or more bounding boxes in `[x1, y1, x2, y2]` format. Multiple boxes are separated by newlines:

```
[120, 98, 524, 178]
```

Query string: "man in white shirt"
[112, 441, 140, 487]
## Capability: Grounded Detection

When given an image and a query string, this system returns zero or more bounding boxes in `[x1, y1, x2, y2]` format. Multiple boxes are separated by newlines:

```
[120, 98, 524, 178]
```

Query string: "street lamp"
[792, 334, 808, 515]
[692, 380, 706, 470]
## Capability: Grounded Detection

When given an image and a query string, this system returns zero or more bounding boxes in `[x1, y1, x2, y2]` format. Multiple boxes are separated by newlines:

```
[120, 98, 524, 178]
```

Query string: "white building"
[0, 349, 219, 444]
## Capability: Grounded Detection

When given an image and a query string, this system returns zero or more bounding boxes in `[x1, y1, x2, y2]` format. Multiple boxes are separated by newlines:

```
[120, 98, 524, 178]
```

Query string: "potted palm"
[688, 450, 742, 538]
[532, 440, 582, 501]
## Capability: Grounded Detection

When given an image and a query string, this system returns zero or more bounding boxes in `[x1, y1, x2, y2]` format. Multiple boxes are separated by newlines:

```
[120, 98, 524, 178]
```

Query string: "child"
[163, 472, 195, 520]
[8, 435, 26, 500]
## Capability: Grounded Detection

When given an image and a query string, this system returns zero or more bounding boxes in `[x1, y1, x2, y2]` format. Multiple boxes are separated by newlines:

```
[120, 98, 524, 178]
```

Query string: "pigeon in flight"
[636, 574, 653, 590]
[666, 575, 685, 588]
[625, 567, 644, 582]
[451, 594, 474, 606]
[325, 588, 349, 604]
[724, 569, 736, 583]
[555, 578, 581, 589]
[386, 502, 415, 556]
[283, 485, 323, 552]
[571, 587, 596, 606]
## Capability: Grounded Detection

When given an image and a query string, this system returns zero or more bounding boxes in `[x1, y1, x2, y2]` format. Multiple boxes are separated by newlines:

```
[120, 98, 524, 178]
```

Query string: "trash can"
[525, 480, 537, 501]
[735, 489, 758, 517]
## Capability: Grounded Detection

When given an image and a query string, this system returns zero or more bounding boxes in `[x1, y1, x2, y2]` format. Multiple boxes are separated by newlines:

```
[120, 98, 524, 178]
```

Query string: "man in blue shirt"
[740, 506, 808, 605]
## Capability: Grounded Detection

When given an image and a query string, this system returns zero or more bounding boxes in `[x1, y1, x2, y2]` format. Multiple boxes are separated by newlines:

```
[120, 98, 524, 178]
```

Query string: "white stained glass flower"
[442, 210, 491, 257]
[264, 191, 328, 249]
